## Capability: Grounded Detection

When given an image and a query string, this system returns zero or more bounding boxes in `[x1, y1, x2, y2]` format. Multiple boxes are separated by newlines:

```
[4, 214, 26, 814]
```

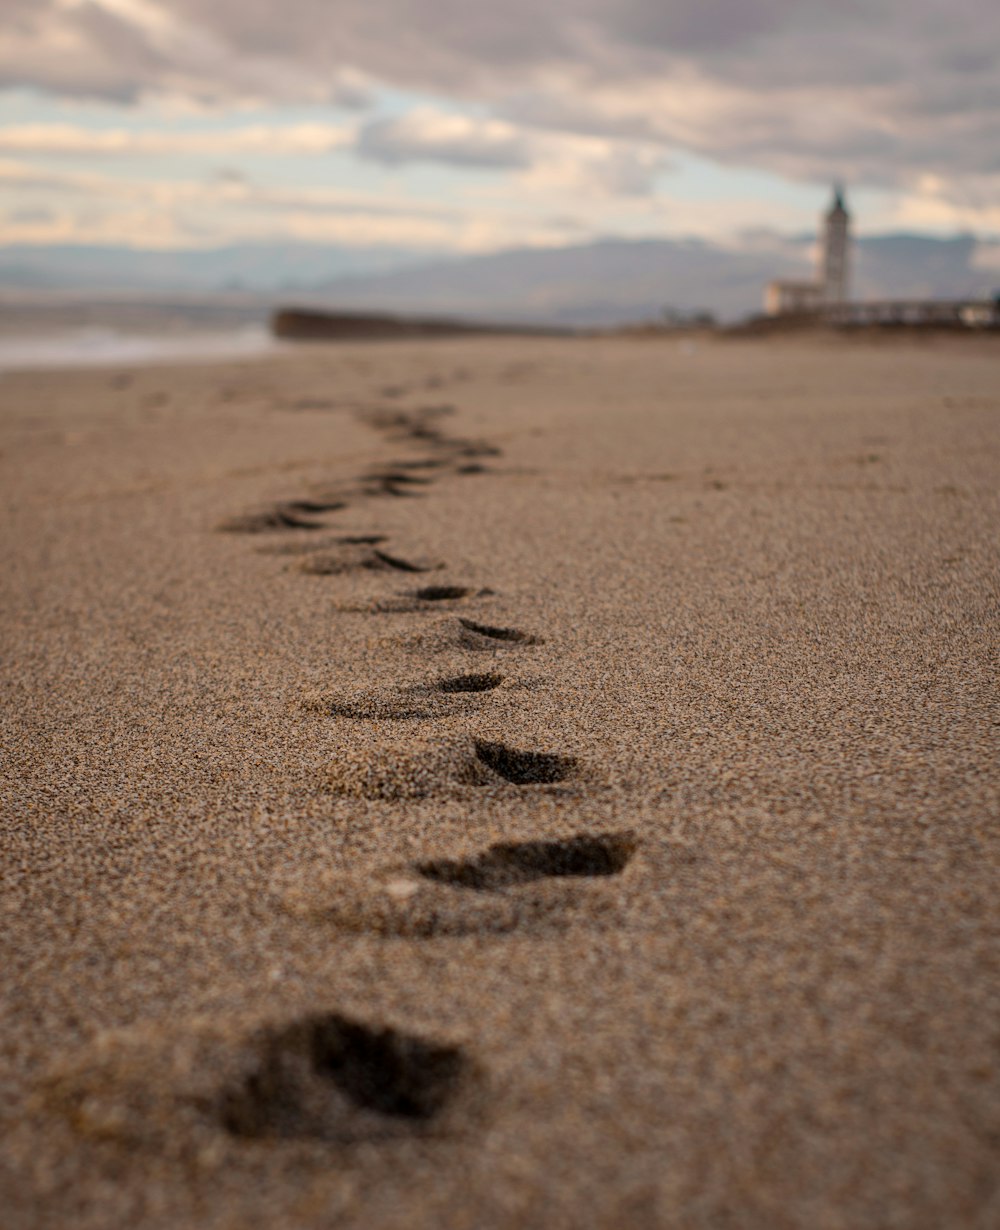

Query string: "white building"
[822, 186, 850, 305]
[765, 186, 852, 316]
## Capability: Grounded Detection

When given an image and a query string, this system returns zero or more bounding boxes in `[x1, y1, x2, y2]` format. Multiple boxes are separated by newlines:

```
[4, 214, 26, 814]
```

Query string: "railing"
[823, 299, 999, 328]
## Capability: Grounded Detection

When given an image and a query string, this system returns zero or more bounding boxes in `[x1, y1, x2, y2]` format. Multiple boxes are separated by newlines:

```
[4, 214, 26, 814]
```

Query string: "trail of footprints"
[47, 390, 639, 1151]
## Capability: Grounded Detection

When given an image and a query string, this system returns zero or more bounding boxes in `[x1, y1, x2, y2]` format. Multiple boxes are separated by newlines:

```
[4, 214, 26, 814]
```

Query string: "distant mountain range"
[0, 242, 426, 295]
[1, 233, 996, 325]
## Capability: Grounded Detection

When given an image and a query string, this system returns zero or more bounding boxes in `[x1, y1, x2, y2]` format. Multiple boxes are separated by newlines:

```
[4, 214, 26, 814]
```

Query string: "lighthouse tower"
[821, 185, 850, 305]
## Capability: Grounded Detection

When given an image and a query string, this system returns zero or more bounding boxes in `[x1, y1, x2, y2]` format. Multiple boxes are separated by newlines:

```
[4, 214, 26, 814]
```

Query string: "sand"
[1, 332, 998, 1229]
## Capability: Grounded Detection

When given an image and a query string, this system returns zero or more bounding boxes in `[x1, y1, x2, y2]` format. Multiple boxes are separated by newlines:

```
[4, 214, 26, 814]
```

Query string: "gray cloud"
[0, 1, 165, 102]
[354, 111, 668, 197]
[357, 114, 533, 170]
[1, 1, 998, 196]
[6, 204, 55, 224]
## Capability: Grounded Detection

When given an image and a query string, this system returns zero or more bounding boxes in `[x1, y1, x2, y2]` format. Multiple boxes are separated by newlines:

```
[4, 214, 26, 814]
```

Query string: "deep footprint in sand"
[436, 673, 504, 694]
[282, 832, 637, 938]
[458, 618, 541, 647]
[279, 498, 350, 515]
[415, 585, 473, 601]
[43, 1011, 477, 1150]
[384, 457, 450, 473]
[221, 1013, 475, 1140]
[372, 548, 438, 573]
[257, 534, 388, 557]
[472, 739, 575, 783]
[417, 832, 637, 889]
[362, 406, 453, 440]
[336, 585, 496, 614]
[307, 674, 507, 719]
[360, 405, 501, 461]
[361, 470, 435, 498]
[298, 544, 442, 576]
[323, 736, 580, 799]
[217, 505, 329, 533]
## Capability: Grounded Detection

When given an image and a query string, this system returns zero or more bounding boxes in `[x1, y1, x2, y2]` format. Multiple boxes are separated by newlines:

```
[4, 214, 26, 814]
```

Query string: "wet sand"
[1, 334, 998, 1229]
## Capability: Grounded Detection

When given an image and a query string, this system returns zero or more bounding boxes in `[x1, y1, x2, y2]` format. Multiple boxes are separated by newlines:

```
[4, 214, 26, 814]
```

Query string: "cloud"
[0, 110, 668, 203]
[355, 108, 668, 196]
[5, 204, 56, 225]
[0, 1, 167, 102]
[1, 0, 998, 225]
[0, 0, 372, 106]
[886, 174, 1000, 234]
[0, 156, 582, 250]
[515, 140, 668, 198]
[0, 122, 351, 156]
[357, 111, 532, 170]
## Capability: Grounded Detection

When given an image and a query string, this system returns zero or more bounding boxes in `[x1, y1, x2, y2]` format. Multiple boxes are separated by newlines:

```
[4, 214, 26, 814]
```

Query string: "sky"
[0, 0, 998, 257]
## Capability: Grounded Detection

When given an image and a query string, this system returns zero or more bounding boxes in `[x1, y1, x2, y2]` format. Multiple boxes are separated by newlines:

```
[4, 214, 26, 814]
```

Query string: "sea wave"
[0, 324, 280, 372]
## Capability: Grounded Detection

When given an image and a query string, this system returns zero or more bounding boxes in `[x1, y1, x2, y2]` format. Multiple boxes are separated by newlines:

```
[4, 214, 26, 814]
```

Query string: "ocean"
[0, 323, 280, 373]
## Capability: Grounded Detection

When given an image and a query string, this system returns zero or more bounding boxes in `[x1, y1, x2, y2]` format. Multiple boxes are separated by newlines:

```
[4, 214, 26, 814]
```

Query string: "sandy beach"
[1, 332, 998, 1229]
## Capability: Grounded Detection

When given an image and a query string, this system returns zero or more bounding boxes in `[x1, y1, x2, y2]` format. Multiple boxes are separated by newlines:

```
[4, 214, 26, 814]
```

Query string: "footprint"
[298, 547, 385, 576]
[361, 471, 433, 498]
[360, 405, 501, 462]
[472, 739, 576, 784]
[298, 545, 440, 576]
[43, 1012, 477, 1151]
[366, 469, 434, 487]
[372, 548, 438, 573]
[323, 736, 579, 799]
[309, 686, 432, 719]
[279, 498, 349, 514]
[220, 1013, 474, 1141]
[380, 456, 490, 479]
[436, 673, 504, 694]
[363, 406, 453, 441]
[388, 619, 540, 656]
[417, 832, 637, 889]
[415, 586, 473, 601]
[443, 439, 502, 460]
[384, 458, 450, 473]
[307, 674, 506, 720]
[282, 832, 636, 938]
[459, 618, 541, 647]
[217, 506, 326, 533]
[338, 583, 497, 614]
[257, 534, 387, 557]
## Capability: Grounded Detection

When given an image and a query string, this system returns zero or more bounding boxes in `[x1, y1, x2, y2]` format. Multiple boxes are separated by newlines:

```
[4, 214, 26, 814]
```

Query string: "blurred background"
[0, 0, 997, 360]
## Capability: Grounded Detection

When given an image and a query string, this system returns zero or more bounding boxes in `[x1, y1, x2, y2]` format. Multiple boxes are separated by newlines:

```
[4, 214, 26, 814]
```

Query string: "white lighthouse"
[822, 185, 850, 305]
[764, 184, 853, 316]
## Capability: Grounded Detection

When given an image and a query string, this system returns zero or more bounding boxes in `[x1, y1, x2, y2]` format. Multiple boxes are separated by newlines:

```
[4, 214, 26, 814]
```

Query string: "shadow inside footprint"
[474, 739, 575, 784]
[364, 476, 429, 498]
[366, 470, 434, 487]
[301, 546, 438, 576]
[218, 507, 324, 533]
[280, 499, 348, 514]
[384, 458, 449, 472]
[436, 672, 504, 693]
[416, 586, 471, 601]
[459, 618, 539, 644]
[373, 549, 436, 573]
[221, 1013, 470, 1141]
[417, 832, 637, 891]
